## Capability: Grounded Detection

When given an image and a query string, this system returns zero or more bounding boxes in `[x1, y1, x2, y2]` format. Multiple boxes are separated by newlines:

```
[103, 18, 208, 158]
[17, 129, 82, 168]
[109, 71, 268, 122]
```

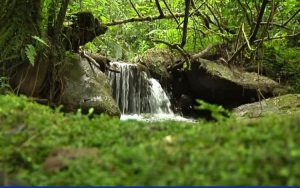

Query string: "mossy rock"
[234, 94, 300, 118]
[182, 58, 288, 109]
[194, 59, 286, 93]
[60, 53, 120, 117]
[135, 48, 180, 80]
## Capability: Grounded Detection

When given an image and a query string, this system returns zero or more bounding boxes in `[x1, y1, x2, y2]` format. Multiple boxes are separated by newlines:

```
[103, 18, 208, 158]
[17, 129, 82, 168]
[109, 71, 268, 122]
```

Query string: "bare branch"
[191, 44, 216, 59]
[227, 0, 269, 64]
[254, 32, 300, 43]
[152, 40, 190, 61]
[105, 12, 200, 26]
[155, 0, 164, 17]
[181, 0, 192, 48]
[283, 8, 300, 26]
[204, 2, 223, 33]
[129, 0, 142, 18]
[258, 22, 290, 30]
[249, 0, 269, 44]
[236, 0, 251, 26]
[256, 0, 276, 48]
[161, 0, 179, 24]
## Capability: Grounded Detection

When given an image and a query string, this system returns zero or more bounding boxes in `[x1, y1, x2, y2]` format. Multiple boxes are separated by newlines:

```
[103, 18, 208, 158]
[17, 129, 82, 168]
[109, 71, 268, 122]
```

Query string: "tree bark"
[0, 0, 48, 97]
[0, 0, 68, 101]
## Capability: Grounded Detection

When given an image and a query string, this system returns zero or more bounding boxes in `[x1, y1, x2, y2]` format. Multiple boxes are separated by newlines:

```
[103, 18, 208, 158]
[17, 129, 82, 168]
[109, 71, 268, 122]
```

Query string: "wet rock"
[234, 94, 300, 118]
[43, 147, 99, 173]
[185, 59, 287, 108]
[135, 48, 180, 85]
[178, 94, 193, 114]
[60, 53, 121, 117]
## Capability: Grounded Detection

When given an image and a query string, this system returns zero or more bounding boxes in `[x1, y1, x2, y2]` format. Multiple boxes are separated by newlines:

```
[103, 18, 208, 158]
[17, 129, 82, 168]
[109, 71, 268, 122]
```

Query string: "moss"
[195, 59, 287, 94]
[0, 1, 41, 61]
[234, 94, 300, 118]
[1, 94, 300, 185]
[61, 54, 120, 117]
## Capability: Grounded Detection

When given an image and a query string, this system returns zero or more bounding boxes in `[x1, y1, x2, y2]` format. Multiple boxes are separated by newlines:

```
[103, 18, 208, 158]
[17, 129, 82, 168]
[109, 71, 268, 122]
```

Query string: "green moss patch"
[1, 94, 300, 185]
[234, 94, 300, 118]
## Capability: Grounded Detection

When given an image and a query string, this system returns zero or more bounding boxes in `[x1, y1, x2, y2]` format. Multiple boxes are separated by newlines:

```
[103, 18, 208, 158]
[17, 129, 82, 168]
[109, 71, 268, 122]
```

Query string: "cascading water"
[106, 61, 193, 122]
[106, 62, 173, 114]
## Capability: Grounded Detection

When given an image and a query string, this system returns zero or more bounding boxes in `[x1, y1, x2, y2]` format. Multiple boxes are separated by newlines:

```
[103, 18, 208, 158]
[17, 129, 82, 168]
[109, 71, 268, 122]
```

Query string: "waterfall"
[106, 62, 173, 115]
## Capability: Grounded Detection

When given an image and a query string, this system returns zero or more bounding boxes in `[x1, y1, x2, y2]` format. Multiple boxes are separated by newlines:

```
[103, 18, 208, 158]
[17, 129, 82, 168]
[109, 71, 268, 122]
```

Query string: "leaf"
[32, 36, 49, 47]
[146, 29, 163, 36]
[25, 44, 37, 66]
[88, 108, 95, 117]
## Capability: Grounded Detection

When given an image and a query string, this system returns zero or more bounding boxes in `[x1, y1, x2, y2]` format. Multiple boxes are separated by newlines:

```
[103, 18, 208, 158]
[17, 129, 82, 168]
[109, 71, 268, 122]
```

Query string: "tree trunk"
[0, 0, 48, 96]
[0, 0, 66, 101]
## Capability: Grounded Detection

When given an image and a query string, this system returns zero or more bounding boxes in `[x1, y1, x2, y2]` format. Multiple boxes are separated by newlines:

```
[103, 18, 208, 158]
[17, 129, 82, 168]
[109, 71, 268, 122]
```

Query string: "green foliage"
[25, 45, 37, 66]
[195, 99, 231, 121]
[66, 0, 300, 69]
[32, 36, 49, 47]
[1, 94, 300, 185]
[0, 77, 10, 94]
[263, 40, 300, 92]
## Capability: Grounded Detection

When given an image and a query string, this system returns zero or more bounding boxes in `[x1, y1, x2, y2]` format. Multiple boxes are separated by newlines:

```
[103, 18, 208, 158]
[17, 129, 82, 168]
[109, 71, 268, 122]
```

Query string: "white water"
[106, 62, 193, 122]
[148, 78, 173, 114]
[120, 113, 195, 122]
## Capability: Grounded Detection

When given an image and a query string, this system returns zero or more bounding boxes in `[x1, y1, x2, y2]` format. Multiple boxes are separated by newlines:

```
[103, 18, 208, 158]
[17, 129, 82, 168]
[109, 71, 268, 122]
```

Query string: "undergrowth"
[0, 94, 300, 185]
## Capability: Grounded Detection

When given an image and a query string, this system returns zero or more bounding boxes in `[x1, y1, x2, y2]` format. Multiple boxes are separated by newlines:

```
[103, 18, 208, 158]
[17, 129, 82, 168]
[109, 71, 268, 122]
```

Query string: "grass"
[0, 94, 300, 185]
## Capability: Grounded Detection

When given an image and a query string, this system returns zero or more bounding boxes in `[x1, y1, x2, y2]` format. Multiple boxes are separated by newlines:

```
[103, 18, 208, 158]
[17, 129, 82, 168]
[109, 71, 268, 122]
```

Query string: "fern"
[25, 44, 37, 66]
[32, 35, 49, 47]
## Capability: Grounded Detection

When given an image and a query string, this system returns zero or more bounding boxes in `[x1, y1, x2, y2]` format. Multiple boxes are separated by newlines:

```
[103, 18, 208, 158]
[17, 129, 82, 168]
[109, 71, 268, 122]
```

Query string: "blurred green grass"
[0, 94, 300, 185]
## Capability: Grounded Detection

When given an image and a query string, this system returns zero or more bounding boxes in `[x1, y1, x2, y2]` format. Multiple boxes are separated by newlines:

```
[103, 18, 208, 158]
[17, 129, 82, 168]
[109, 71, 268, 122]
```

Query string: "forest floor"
[1, 94, 300, 185]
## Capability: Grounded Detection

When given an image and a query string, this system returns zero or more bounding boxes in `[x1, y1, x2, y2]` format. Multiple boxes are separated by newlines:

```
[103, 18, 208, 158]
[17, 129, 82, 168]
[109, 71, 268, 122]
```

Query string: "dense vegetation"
[1, 94, 300, 185]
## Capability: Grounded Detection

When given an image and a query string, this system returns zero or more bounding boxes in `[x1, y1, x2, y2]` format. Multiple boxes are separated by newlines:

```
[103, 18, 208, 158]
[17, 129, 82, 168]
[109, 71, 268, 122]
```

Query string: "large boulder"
[60, 53, 120, 117]
[234, 94, 300, 118]
[184, 59, 287, 107]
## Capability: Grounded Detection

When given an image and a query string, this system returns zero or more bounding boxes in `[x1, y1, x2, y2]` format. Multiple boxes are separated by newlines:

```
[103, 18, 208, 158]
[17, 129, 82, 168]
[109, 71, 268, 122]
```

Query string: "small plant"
[0, 77, 11, 93]
[195, 99, 231, 121]
[25, 44, 37, 66]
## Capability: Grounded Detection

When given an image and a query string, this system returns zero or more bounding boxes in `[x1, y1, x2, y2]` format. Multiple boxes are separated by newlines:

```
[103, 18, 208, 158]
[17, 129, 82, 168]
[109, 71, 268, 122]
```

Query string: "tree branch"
[191, 44, 216, 59]
[152, 40, 190, 61]
[155, 0, 164, 17]
[204, 2, 223, 33]
[283, 8, 300, 26]
[227, 0, 269, 63]
[105, 12, 199, 26]
[53, 0, 69, 39]
[249, 0, 269, 44]
[257, 22, 290, 30]
[129, 0, 142, 17]
[254, 32, 300, 43]
[161, 0, 179, 24]
[181, 0, 192, 48]
[236, 0, 251, 26]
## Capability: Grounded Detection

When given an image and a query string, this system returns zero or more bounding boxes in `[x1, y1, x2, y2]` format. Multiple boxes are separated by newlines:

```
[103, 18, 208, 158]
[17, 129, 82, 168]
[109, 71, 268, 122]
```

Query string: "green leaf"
[25, 44, 37, 66]
[32, 36, 49, 47]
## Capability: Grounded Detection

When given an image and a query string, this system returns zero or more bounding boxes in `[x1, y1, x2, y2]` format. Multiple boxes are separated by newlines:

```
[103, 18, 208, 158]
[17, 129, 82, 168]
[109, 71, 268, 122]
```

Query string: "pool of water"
[120, 113, 195, 122]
